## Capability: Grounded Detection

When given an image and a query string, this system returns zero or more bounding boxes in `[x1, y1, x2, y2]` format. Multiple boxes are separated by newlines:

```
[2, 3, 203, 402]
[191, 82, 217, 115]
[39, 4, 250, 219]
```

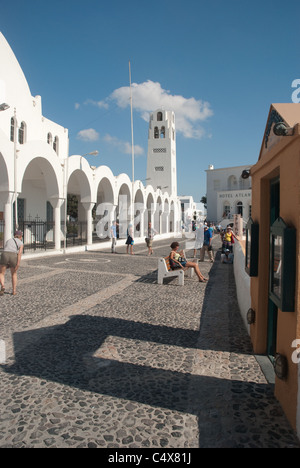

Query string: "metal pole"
[129, 61, 135, 226]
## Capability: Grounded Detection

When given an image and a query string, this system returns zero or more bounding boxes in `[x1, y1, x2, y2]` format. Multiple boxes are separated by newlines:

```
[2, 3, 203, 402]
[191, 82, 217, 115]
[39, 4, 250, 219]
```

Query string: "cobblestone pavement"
[0, 236, 299, 448]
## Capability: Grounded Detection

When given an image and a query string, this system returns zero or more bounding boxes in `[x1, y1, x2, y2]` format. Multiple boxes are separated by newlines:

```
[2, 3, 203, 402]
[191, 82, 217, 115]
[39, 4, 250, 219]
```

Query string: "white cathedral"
[0, 32, 194, 253]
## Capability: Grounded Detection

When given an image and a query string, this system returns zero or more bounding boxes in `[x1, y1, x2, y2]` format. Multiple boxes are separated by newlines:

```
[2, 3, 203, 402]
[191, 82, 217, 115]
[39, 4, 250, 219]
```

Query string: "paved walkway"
[0, 236, 299, 448]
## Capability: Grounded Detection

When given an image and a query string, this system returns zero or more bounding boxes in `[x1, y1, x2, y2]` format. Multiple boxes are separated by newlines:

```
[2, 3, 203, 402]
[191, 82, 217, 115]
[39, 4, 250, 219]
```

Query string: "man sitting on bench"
[169, 242, 208, 283]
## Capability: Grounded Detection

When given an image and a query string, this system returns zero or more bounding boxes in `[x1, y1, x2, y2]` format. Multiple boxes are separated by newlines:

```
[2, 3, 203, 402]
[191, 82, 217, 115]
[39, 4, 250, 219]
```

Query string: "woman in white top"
[0, 230, 24, 296]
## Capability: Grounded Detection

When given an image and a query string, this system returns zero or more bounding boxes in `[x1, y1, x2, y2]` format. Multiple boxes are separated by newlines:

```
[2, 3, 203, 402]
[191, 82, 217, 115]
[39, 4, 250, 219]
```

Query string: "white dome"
[0, 32, 32, 108]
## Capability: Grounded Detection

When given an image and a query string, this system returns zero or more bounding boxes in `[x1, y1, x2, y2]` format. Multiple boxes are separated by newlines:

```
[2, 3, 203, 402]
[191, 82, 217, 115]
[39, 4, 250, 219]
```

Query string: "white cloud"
[109, 80, 213, 139]
[84, 98, 109, 109]
[77, 128, 99, 142]
[103, 133, 144, 156]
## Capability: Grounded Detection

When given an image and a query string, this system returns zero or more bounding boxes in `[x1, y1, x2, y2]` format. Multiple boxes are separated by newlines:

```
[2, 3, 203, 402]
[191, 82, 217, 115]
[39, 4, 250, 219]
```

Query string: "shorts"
[126, 236, 134, 245]
[0, 251, 18, 268]
[146, 238, 153, 247]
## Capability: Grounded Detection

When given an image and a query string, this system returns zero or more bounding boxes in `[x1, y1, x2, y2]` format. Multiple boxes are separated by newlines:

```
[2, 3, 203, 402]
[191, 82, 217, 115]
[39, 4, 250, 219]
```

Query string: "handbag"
[169, 257, 181, 270]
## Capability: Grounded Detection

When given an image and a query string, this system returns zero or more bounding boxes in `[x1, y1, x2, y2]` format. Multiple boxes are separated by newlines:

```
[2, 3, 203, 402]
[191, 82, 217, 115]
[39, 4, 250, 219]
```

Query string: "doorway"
[267, 177, 280, 359]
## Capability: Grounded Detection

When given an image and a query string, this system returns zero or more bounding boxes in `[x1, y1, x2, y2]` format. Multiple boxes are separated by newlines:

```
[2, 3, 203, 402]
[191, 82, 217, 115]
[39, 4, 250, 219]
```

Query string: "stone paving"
[0, 236, 299, 448]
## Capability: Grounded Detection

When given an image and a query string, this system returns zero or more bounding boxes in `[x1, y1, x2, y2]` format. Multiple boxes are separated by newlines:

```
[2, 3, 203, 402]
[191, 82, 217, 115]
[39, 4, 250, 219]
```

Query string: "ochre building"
[249, 103, 300, 435]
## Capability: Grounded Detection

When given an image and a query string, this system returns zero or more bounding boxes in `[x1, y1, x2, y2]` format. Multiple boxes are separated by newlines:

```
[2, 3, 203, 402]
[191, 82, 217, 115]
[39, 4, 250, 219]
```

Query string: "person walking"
[145, 222, 156, 256]
[125, 223, 134, 255]
[199, 225, 214, 263]
[221, 249, 234, 264]
[223, 225, 239, 252]
[193, 223, 204, 258]
[0, 230, 24, 296]
[110, 220, 118, 253]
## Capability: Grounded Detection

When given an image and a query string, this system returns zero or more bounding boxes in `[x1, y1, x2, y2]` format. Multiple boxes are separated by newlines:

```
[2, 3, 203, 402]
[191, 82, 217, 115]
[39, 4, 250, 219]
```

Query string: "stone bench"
[157, 254, 196, 285]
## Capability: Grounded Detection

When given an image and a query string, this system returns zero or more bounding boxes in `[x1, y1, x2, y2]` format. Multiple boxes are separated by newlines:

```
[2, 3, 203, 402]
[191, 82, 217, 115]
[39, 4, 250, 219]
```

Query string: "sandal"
[0, 287, 5, 296]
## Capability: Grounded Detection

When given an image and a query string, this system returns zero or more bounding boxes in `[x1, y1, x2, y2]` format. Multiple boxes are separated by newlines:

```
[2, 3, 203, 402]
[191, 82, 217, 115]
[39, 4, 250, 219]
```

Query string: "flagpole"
[129, 60, 134, 226]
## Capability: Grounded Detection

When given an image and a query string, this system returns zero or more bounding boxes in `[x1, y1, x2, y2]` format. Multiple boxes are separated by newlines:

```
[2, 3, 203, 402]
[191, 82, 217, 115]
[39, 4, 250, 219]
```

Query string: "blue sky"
[1, 0, 300, 202]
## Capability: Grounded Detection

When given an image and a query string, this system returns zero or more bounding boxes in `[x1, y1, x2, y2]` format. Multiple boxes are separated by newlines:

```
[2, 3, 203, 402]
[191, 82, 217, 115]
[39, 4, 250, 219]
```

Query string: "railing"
[63, 221, 87, 248]
[0, 218, 110, 253]
[19, 219, 89, 252]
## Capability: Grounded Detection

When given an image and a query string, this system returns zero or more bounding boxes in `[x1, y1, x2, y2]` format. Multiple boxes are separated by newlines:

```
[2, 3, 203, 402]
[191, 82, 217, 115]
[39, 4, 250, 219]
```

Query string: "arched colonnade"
[0, 148, 180, 250]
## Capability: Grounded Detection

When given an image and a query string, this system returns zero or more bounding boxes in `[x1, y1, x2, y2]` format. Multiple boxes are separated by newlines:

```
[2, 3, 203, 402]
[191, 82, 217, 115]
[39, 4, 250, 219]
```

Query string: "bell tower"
[146, 109, 177, 196]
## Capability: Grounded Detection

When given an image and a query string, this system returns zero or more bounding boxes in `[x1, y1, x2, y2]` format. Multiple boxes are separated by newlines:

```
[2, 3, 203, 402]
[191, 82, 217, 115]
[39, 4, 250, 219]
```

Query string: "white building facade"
[0, 33, 183, 253]
[146, 109, 177, 197]
[206, 164, 252, 224]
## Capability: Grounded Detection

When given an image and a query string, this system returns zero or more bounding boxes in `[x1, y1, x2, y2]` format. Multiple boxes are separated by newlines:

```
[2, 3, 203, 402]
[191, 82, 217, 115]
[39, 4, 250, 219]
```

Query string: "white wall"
[233, 240, 251, 334]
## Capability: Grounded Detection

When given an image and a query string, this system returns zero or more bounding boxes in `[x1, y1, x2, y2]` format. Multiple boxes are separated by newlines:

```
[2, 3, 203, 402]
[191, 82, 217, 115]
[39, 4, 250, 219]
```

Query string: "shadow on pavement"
[2, 259, 299, 448]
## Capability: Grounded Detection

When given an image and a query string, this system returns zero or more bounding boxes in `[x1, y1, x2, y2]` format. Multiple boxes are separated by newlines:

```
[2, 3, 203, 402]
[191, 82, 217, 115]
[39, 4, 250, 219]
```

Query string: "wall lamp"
[273, 353, 288, 380]
[241, 169, 251, 179]
[0, 103, 10, 111]
[273, 122, 294, 137]
[246, 308, 256, 325]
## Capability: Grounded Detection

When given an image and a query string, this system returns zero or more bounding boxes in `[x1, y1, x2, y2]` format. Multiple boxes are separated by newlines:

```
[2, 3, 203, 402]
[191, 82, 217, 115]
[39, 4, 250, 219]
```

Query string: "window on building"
[153, 148, 166, 153]
[237, 201, 243, 217]
[155, 166, 164, 171]
[154, 127, 159, 139]
[53, 136, 59, 154]
[160, 126, 165, 138]
[157, 111, 163, 121]
[10, 117, 15, 142]
[228, 175, 237, 190]
[18, 121, 26, 144]
[47, 132, 53, 145]
[213, 179, 220, 190]
[223, 204, 230, 218]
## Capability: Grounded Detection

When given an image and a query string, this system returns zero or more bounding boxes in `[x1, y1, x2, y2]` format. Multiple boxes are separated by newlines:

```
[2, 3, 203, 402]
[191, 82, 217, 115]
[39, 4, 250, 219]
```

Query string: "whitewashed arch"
[15, 141, 62, 197]
[94, 165, 116, 204]
[162, 197, 170, 234]
[155, 195, 163, 233]
[115, 173, 132, 237]
[67, 155, 93, 204]
[94, 166, 116, 239]
[169, 200, 176, 233]
[0, 128, 12, 192]
[133, 185, 145, 236]
[145, 185, 156, 212]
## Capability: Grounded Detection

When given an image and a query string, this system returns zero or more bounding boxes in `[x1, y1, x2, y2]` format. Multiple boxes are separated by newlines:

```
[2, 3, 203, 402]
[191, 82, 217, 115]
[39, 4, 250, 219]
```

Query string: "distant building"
[205, 164, 252, 224]
[179, 195, 205, 229]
